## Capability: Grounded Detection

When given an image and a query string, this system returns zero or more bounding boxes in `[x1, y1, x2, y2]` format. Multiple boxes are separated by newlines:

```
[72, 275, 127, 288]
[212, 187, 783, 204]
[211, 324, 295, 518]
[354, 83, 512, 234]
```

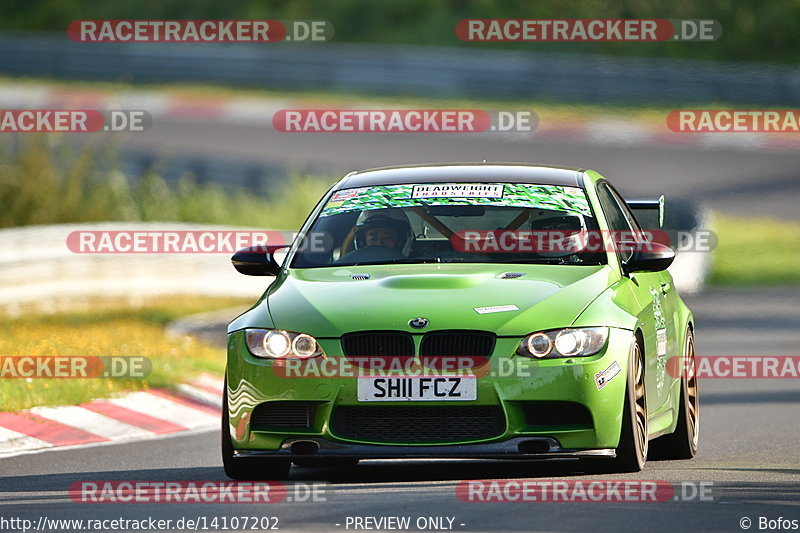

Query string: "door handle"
[660, 282, 671, 295]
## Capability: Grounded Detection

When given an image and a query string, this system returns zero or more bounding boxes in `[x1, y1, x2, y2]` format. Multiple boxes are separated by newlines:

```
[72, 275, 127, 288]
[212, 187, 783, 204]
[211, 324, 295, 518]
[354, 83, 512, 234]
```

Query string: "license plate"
[357, 376, 477, 401]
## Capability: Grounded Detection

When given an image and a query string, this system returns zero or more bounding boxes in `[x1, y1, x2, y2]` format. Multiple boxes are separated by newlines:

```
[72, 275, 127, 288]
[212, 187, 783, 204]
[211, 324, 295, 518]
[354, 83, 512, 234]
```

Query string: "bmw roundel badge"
[409, 317, 430, 329]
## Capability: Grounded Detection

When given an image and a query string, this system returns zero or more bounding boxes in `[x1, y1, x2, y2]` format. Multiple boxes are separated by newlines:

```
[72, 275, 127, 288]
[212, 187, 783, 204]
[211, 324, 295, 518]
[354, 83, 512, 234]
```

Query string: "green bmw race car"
[222, 163, 699, 479]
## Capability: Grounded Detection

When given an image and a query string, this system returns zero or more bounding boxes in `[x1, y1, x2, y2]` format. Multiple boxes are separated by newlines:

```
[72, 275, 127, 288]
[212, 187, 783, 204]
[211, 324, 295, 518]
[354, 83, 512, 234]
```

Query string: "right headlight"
[245, 329, 323, 359]
[517, 327, 608, 359]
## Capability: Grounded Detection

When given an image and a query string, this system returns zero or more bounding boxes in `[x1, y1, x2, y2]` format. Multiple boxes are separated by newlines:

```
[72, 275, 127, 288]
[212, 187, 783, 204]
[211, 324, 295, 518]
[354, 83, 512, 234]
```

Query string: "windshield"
[290, 182, 605, 268]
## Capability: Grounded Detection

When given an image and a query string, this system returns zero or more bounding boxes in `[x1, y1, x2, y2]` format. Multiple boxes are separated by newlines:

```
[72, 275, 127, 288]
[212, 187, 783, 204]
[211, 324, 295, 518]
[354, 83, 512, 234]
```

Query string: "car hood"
[229, 264, 618, 337]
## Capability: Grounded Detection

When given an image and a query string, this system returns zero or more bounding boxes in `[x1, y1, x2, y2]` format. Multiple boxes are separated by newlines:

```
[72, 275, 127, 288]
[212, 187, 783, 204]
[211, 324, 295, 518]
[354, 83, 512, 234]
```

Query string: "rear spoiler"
[626, 195, 665, 227]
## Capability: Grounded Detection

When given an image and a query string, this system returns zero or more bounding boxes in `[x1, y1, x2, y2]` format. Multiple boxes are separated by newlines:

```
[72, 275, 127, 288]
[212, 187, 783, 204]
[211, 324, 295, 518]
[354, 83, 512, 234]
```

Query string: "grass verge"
[710, 213, 800, 286]
[0, 296, 249, 412]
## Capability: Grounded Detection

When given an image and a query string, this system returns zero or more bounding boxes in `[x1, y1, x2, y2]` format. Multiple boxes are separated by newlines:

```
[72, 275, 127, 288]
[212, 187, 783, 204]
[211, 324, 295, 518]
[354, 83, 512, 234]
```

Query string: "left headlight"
[245, 329, 324, 359]
[517, 327, 609, 359]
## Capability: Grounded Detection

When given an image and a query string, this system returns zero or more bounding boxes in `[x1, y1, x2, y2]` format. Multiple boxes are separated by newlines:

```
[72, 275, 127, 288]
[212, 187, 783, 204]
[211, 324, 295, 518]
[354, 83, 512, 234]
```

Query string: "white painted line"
[117, 91, 170, 116]
[223, 99, 285, 125]
[106, 391, 218, 428]
[30, 405, 152, 441]
[0, 426, 216, 460]
[586, 119, 655, 146]
[177, 384, 223, 408]
[195, 372, 224, 388]
[0, 86, 51, 108]
[0, 426, 53, 454]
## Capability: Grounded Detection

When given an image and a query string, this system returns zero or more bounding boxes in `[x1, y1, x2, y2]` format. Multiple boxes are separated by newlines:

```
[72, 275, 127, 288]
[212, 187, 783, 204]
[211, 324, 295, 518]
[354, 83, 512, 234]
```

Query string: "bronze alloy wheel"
[649, 328, 699, 460]
[581, 337, 647, 473]
[633, 341, 648, 462]
[685, 332, 699, 451]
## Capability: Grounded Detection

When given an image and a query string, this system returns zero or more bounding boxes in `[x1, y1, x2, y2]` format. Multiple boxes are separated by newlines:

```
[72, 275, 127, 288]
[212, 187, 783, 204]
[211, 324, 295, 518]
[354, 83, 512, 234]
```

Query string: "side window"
[605, 184, 645, 235]
[596, 183, 636, 264]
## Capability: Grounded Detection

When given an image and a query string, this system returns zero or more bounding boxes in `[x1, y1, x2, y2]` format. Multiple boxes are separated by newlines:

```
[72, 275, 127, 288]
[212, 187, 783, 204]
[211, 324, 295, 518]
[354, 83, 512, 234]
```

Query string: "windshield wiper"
[338, 257, 596, 267]
[490, 258, 570, 265]
[342, 258, 443, 266]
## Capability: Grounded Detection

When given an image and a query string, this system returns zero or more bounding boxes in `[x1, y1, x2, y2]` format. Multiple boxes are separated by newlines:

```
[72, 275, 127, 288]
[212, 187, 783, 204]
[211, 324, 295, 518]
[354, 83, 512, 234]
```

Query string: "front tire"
[650, 328, 699, 460]
[582, 337, 648, 474]
[221, 377, 291, 480]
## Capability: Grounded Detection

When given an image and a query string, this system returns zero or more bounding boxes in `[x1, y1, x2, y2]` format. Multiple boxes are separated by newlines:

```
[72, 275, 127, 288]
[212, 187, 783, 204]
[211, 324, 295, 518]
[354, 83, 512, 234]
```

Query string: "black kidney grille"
[251, 402, 315, 430]
[341, 332, 414, 357]
[420, 331, 496, 357]
[332, 406, 505, 443]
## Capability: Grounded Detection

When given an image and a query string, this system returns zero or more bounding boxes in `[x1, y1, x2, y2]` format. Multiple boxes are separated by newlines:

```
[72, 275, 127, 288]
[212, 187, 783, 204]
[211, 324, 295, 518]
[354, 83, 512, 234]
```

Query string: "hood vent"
[351, 274, 371, 281]
[498, 272, 526, 279]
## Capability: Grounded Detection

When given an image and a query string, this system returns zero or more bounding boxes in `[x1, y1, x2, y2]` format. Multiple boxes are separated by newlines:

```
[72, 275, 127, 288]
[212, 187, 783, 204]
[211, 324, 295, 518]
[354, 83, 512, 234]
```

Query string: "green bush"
[0, 135, 333, 230]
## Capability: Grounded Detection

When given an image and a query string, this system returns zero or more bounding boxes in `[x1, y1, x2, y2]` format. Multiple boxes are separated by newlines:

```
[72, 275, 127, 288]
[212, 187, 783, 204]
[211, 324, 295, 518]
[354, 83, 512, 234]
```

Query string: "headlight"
[523, 332, 553, 358]
[245, 329, 323, 359]
[517, 327, 608, 359]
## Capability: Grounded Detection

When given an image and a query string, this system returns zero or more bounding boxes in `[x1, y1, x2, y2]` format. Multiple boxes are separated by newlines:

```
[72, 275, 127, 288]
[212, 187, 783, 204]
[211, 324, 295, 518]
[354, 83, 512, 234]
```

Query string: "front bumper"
[226, 328, 633, 454]
[236, 437, 615, 460]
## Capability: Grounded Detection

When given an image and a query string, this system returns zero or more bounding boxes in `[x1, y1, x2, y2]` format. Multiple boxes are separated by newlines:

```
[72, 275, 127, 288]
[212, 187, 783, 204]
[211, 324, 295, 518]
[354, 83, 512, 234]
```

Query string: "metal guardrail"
[1, 32, 799, 105]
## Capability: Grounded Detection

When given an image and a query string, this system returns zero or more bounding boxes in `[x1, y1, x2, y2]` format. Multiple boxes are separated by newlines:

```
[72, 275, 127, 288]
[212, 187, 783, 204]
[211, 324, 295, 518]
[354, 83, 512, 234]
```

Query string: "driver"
[363, 225, 400, 249]
[529, 211, 588, 259]
[335, 212, 412, 264]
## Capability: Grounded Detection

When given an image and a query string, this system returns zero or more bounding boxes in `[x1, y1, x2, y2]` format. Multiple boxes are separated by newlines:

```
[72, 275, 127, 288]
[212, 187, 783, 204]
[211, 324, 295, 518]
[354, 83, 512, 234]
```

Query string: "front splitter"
[235, 437, 615, 460]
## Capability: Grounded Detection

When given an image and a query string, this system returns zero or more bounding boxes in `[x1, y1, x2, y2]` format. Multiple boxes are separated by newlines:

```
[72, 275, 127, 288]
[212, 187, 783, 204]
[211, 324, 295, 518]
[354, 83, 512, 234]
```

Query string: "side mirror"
[620, 241, 675, 273]
[231, 245, 289, 276]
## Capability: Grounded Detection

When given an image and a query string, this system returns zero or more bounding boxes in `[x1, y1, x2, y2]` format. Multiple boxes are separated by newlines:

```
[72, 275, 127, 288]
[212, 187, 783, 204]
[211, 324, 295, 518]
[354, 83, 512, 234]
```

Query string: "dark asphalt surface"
[119, 118, 800, 220]
[1, 288, 798, 532]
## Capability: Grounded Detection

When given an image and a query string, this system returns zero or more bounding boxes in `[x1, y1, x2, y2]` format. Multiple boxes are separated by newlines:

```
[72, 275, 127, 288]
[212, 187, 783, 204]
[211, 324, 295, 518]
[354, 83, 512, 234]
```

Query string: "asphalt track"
[117, 118, 800, 220]
[2, 121, 799, 532]
[1, 292, 798, 532]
